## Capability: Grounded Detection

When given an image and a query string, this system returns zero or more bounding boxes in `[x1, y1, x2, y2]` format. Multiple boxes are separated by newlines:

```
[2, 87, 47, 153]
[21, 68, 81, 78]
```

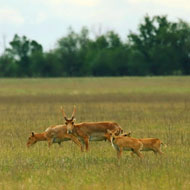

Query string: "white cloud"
[31, 0, 126, 24]
[30, 0, 103, 25]
[33, 0, 100, 11]
[0, 8, 24, 25]
[128, 0, 190, 11]
[69, 0, 100, 6]
[38, 0, 100, 7]
[35, 12, 47, 24]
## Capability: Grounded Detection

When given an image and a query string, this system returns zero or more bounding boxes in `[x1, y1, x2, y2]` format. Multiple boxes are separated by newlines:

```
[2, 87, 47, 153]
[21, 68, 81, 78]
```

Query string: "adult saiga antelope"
[122, 132, 165, 155]
[105, 129, 143, 159]
[26, 124, 83, 151]
[61, 106, 123, 151]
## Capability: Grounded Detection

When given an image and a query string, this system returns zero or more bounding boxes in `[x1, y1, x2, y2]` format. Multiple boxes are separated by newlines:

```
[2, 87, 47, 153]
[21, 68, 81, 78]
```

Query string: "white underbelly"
[111, 143, 132, 151]
[89, 133, 106, 141]
[123, 147, 132, 151]
[52, 137, 70, 143]
[142, 147, 153, 151]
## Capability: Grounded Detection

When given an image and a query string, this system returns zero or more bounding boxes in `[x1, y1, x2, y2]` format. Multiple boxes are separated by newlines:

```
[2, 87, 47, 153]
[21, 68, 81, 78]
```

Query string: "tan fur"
[122, 132, 165, 155]
[61, 106, 123, 151]
[138, 138, 164, 155]
[70, 122, 123, 151]
[106, 130, 143, 159]
[26, 125, 83, 151]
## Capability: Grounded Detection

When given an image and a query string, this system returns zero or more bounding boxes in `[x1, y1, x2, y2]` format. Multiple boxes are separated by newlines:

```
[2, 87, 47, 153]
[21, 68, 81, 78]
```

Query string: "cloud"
[0, 8, 24, 25]
[38, 0, 100, 7]
[127, 0, 190, 11]
[34, 0, 100, 11]
[31, 0, 126, 24]
[35, 12, 48, 24]
[68, 0, 100, 6]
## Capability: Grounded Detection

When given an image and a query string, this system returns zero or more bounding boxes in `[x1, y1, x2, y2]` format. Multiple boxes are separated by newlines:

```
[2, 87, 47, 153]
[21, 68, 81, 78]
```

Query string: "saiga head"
[122, 131, 132, 137]
[26, 132, 37, 147]
[105, 130, 132, 142]
[105, 129, 118, 142]
[61, 105, 76, 134]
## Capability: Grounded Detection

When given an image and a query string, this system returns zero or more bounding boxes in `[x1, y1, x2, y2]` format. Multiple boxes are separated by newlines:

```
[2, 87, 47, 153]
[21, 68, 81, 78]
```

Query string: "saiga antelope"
[105, 129, 143, 159]
[26, 124, 83, 151]
[122, 132, 165, 155]
[60, 106, 123, 151]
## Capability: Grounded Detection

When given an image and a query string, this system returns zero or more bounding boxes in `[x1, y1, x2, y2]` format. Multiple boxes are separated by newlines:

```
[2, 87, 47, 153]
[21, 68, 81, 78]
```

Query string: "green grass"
[0, 77, 190, 190]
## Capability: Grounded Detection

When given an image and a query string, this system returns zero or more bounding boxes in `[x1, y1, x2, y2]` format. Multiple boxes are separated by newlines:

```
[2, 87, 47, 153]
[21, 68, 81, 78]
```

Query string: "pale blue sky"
[0, 0, 190, 53]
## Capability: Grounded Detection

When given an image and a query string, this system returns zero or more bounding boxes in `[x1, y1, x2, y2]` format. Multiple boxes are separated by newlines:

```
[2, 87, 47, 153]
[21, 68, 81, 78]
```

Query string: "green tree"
[0, 54, 18, 77]
[5, 34, 43, 77]
[43, 51, 61, 77]
[77, 27, 92, 76]
[128, 15, 182, 75]
[1, 16, 190, 77]
[56, 28, 79, 76]
[172, 20, 190, 75]
[90, 31, 129, 76]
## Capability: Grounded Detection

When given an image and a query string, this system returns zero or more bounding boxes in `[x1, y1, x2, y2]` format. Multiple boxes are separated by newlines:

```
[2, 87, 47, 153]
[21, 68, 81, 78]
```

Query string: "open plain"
[0, 77, 190, 190]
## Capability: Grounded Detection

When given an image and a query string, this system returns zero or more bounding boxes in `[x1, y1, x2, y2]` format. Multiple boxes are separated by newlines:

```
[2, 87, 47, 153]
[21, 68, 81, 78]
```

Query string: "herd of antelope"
[27, 106, 166, 159]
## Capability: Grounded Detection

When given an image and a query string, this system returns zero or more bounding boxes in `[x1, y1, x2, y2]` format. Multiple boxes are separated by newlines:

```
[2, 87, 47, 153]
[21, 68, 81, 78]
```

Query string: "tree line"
[0, 15, 190, 77]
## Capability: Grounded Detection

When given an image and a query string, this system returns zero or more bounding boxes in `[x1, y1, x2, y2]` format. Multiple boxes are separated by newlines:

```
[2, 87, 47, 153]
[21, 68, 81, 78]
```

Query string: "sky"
[0, 0, 190, 53]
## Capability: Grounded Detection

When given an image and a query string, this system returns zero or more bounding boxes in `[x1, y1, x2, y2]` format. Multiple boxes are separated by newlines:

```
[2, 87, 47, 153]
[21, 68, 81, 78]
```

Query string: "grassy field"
[0, 77, 190, 190]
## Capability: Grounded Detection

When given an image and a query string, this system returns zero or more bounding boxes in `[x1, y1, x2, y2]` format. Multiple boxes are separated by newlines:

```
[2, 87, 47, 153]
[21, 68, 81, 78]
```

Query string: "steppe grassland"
[0, 77, 190, 190]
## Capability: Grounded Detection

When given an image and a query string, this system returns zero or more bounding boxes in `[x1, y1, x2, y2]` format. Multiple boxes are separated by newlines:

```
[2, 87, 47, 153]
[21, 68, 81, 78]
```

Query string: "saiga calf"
[106, 130, 143, 159]
[122, 132, 165, 155]
[26, 125, 83, 151]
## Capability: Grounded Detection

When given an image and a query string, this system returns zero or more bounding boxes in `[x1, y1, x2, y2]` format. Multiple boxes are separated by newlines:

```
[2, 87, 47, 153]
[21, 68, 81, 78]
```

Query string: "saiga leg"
[117, 147, 123, 159]
[70, 135, 84, 152]
[83, 137, 89, 151]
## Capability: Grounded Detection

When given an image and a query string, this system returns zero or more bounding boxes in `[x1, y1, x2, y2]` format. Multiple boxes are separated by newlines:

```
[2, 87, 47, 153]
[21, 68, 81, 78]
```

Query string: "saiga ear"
[124, 131, 132, 137]
[114, 131, 118, 136]
[31, 132, 35, 137]
[128, 131, 132, 136]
